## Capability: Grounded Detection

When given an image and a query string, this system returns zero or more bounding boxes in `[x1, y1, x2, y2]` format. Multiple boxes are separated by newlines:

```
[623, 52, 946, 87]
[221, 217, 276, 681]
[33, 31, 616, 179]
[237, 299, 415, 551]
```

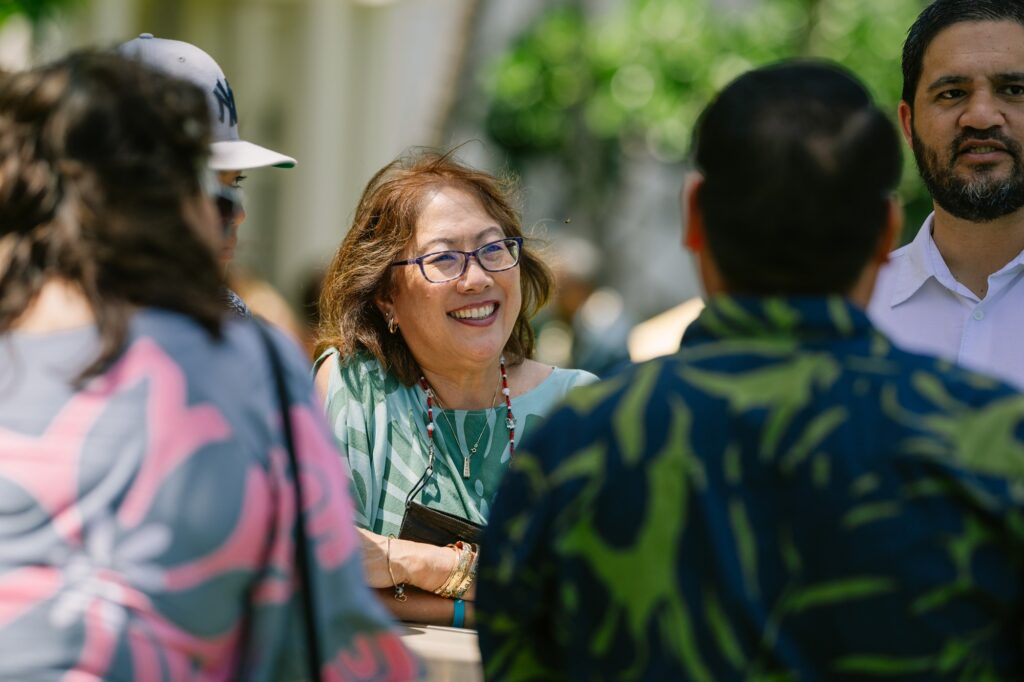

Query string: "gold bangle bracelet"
[449, 543, 478, 599]
[435, 545, 464, 598]
[435, 543, 472, 598]
[386, 534, 407, 602]
[452, 544, 479, 599]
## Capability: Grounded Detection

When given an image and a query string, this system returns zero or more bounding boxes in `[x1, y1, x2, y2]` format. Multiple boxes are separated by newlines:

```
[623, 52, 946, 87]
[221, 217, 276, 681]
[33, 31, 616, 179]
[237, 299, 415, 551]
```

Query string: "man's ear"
[897, 100, 914, 148]
[682, 173, 706, 253]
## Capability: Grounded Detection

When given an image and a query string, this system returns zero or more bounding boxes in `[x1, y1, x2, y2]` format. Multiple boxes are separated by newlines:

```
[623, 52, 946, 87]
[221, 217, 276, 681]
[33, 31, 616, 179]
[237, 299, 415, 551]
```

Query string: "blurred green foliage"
[0, 0, 79, 24]
[483, 0, 931, 241]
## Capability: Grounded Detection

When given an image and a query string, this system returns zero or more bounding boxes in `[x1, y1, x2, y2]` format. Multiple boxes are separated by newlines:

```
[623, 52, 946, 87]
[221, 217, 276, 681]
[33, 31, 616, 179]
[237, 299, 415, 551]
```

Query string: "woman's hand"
[357, 528, 457, 593]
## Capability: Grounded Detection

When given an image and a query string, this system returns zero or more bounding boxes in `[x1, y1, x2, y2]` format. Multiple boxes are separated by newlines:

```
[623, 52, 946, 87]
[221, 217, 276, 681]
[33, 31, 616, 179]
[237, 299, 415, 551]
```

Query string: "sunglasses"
[215, 189, 243, 237]
[201, 168, 244, 238]
[201, 169, 245, 238]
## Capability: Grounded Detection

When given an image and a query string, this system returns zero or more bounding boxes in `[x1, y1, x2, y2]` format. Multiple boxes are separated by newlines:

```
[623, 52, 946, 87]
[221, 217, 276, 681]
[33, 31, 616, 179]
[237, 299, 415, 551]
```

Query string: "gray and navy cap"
[119, 33, 296, 171]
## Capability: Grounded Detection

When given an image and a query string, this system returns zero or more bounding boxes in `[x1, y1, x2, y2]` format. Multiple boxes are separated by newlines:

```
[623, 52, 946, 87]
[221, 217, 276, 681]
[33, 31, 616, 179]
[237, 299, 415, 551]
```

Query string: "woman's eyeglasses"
[391, 237, 524, 283]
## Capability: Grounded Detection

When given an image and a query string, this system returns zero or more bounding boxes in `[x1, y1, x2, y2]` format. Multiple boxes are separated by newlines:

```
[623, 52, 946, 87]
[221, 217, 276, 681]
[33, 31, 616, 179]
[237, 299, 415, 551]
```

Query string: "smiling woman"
[314, 150, 597, 628]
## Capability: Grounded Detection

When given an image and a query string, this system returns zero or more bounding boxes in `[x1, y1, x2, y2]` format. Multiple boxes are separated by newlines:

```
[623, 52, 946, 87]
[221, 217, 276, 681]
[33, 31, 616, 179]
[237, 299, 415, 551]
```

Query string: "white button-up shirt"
[868, 213, 1024, 390]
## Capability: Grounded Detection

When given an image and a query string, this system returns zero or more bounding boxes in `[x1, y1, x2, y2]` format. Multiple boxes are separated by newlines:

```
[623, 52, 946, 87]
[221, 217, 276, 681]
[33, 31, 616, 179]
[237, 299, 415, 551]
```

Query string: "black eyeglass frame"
[390, 236, 525, 283]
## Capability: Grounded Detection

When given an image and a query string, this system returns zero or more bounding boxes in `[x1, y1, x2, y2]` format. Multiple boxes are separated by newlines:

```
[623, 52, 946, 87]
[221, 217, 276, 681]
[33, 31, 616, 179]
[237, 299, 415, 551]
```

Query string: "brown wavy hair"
[0, 51, 225, 380]
[316, 150, 553, 386]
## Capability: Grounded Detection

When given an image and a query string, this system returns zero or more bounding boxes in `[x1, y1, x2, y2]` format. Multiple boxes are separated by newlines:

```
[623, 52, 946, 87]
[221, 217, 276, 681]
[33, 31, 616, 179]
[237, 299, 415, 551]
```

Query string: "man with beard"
[870, 0, 1024, 390]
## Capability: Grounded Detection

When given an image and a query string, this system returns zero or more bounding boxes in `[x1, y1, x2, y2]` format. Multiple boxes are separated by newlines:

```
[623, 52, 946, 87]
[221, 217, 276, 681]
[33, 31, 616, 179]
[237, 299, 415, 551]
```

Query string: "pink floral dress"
[0, 310, 419, 681]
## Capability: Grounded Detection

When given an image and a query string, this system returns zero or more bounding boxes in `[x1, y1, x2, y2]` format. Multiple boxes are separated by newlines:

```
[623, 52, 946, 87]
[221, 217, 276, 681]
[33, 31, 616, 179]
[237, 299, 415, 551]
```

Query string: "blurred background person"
[298, 265, 328, 359]
[231, 268, 311, 349]
[533, 234, 633, 378]
[119, 32, 302, 330]
[314, 151, 596, 627]
[0, 51, 416, 681]
[480, 60, 1024, 680]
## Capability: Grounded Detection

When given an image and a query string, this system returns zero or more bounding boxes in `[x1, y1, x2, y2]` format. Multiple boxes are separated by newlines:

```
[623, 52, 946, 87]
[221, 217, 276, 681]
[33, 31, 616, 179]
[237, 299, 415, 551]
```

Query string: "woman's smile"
[448, 301, 499, 325]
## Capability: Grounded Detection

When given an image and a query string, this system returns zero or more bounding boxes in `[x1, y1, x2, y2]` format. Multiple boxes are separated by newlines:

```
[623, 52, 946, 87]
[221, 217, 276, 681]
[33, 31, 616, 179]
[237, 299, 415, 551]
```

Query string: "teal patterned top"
[317, 349, 596, 536]
[479, 296, 1024, 681]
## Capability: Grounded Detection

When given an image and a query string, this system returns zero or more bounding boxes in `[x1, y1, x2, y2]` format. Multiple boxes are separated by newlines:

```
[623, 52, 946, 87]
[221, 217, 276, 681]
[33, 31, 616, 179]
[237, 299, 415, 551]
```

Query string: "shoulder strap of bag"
[254, 321, 323, 682]
[404, 449, 434, 508]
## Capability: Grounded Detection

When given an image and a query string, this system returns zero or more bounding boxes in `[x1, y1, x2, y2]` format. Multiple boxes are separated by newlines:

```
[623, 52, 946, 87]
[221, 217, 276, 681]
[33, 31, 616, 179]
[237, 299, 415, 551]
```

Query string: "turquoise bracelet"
[452, 598, 466, 628]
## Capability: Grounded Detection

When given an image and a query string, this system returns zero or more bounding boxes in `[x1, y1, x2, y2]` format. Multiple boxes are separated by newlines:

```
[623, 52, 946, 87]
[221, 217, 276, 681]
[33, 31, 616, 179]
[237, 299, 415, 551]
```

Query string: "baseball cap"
[119, 33, 296, 171]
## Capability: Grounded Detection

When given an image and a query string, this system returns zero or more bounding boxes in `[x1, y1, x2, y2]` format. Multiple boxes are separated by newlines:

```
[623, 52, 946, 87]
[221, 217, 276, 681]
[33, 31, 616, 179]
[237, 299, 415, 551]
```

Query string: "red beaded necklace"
[419, 356, 516, 477]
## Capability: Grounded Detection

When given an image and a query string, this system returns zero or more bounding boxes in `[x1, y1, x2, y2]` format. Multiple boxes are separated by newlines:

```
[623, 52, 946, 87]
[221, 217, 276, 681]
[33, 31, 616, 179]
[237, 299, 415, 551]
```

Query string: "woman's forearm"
[375, 588, 475, 628]
[391, 536, 458, 591]
[358, 528, 456, 592]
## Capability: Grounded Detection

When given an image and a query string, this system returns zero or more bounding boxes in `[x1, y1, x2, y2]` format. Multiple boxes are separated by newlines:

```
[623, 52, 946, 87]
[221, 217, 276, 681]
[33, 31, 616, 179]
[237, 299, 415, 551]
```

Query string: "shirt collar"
[889, 213, 1024, 306]
[993, 238, 1024, 279]
[683, 295, 871, 345]
[888, 213, 940, 307]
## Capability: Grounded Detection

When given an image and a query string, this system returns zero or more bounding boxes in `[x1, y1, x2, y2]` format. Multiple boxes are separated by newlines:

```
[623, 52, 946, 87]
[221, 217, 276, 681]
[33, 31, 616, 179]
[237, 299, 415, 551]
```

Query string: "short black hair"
[692, 61, 901, 295]
[902, 0, 1024, 106]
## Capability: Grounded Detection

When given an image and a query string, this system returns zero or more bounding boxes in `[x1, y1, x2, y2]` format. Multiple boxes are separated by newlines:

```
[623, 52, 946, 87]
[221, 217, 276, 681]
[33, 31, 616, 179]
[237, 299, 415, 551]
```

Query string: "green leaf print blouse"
[316, 349, 596, 536]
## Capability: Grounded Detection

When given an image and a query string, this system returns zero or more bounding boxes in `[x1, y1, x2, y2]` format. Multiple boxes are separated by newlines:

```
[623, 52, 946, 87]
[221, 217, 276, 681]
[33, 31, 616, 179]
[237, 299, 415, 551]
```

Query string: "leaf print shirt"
[479, 296, 1024, 681]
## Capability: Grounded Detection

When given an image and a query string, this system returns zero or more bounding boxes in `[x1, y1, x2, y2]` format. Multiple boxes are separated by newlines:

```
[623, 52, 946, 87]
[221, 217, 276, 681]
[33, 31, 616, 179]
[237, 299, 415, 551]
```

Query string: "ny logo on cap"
[213, 80, 238, 127]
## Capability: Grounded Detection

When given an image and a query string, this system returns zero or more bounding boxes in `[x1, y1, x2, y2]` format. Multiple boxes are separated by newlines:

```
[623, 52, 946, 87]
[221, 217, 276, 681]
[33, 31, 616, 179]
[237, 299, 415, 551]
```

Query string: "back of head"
[903, 0, 1024, 106]
[692, 61, 901, 295]
[0, 50, 225, 376]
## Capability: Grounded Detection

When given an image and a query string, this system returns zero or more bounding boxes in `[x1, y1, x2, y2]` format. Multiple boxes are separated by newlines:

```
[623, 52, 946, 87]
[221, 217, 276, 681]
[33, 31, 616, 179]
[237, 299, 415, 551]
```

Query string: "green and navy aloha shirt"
[478, 295, 1024, 681]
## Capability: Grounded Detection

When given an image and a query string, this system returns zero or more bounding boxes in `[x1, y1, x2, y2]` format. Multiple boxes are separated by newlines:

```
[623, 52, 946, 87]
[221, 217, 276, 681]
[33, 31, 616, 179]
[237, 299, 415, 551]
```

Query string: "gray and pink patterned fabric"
[0, 310, 419, 681]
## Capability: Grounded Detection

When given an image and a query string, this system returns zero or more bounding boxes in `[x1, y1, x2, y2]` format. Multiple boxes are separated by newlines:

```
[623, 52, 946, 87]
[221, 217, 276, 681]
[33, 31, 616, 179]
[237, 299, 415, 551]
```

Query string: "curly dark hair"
[0, 50, 225, 379]
[315, 150, 553, 386]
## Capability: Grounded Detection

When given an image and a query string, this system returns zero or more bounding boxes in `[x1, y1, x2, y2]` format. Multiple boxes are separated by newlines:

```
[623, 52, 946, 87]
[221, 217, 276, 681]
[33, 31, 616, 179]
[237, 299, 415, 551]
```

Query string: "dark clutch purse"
[399, 501, 483, 546]
[398, 441, 484, 547]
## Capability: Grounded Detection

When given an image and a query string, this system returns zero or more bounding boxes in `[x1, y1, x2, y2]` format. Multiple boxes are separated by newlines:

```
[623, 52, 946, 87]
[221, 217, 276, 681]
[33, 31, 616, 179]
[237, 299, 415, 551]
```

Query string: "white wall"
[11, 0, 473, 303]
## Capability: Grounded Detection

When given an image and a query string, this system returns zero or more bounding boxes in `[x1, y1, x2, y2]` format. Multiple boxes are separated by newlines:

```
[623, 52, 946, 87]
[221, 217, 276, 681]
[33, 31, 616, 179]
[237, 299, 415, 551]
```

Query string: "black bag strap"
[255, 321, 323, 682]
[404, 440, 435, 508]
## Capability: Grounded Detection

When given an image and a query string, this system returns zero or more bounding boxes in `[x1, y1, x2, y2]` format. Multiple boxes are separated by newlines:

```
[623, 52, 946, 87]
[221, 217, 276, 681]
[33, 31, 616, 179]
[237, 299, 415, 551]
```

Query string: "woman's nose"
[458, 255, 493, 290]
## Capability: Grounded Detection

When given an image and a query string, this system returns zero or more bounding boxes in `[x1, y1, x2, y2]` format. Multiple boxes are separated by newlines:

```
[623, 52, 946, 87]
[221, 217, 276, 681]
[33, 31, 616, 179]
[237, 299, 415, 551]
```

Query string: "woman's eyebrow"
[418, 226, 503, 252]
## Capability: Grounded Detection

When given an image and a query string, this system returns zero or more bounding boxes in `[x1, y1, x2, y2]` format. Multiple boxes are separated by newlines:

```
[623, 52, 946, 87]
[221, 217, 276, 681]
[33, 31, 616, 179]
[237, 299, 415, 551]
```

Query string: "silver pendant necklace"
[437, 375, 499, 478]
[419, 357, 516, 479]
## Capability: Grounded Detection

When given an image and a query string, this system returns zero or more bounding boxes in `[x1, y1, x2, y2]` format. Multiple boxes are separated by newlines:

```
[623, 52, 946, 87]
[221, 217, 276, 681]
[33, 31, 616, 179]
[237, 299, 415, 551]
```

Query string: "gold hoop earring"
[387, 315, 398, 334]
